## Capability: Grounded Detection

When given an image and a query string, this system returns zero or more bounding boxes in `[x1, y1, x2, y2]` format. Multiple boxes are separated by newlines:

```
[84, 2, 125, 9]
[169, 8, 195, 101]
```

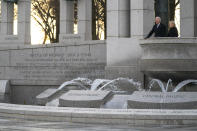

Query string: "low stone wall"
[0, 40, 106, 104]
[1, 103, 197, 125]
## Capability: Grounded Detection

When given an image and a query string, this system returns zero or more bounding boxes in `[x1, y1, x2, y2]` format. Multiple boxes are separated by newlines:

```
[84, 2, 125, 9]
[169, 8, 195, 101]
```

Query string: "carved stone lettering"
[5, 36, 19, 40]
[9, 49, 106, 82]
[62, 35, 81, 40]
[128, 91, 197, 109]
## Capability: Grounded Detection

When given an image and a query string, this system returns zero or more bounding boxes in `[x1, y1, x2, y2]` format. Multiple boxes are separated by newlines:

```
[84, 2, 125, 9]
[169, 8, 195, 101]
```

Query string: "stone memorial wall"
[0, 41, 106, 86]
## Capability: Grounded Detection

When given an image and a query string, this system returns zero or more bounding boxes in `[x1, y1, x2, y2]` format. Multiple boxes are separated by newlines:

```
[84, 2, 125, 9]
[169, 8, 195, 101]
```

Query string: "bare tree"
[32, 0, 60, 44]
[74, 0, 78, 25]
[92, 0, 106, 40]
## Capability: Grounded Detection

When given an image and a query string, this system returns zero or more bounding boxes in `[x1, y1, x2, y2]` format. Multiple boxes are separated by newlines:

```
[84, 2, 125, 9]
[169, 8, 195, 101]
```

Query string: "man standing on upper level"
[145, 17, 167, 39]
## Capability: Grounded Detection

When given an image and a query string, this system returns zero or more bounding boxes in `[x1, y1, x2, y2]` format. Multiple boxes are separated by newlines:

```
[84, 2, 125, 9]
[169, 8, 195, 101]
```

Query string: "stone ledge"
[140, 38, 197, 81]
[140, 59, 197, 71]
[0, 40, 106, 51]
[0, 103, 197, 125]
[140, 38, 197, 45]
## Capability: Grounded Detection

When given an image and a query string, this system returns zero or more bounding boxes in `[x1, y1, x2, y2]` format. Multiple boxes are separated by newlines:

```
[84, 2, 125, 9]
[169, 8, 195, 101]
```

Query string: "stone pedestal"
[18, 0, 31, 44]
[107, 0, 130, 38]
[128, 91, 197, 109]
[36, 88, 60, 106]
[78, 0, 92, 40]
[180, 0, 197, 37]
[59, 90, 113, 108]
[130, 0, 154, 38]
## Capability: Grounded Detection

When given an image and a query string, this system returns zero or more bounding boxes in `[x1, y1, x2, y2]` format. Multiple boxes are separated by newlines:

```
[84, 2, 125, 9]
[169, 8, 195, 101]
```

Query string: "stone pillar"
[107, 0, 130, 39]
[130, 0, 155, 38]
[18, 0, 31, 44]
[195, 0, 197, 37]
[60, 0, 74, 35]
[78, 0, 92, 40]
[180, 0, 197, 37]
[0, 2, 14, 35]
[59, 0, 77, 43]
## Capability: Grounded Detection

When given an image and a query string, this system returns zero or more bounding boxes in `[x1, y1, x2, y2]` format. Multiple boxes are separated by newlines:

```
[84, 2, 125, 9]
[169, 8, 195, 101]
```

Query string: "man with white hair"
[145, 17, 167, 39]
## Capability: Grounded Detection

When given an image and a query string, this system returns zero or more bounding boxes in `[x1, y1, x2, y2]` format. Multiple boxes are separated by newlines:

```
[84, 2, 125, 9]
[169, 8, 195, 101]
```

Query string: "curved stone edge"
[0, 103, 197, 126]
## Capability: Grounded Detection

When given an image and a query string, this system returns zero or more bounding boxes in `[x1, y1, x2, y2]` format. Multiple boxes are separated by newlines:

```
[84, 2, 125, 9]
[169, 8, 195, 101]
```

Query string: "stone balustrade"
[140, 38, 197, 81]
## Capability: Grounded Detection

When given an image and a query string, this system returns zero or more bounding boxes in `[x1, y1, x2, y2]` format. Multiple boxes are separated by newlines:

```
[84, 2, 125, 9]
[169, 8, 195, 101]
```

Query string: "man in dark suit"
[145, 17, 167, 39]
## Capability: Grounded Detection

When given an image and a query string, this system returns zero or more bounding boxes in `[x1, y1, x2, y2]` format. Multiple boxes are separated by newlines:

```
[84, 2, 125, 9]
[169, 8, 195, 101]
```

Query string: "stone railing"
[140, 38, 197, 81]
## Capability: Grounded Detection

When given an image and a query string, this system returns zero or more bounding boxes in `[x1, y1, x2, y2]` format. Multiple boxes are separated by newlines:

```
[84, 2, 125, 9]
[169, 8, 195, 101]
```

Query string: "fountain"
[0, 0, 196, 126]
[148, 79, 197, 92]
[148, 79, 173, 92]
[128, 79, 197, 109]
[36, 77, 142, 108]
[36, 77, 197, 110]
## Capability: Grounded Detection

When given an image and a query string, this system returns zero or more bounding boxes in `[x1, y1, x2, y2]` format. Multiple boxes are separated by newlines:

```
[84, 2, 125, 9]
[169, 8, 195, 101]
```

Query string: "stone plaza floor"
[0, 117, 197, 131]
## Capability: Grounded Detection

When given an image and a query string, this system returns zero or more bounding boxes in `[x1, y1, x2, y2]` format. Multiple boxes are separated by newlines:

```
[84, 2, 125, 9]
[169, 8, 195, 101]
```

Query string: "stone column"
[18, 0, 31, 44]
[0, 1, 14, 35]
[60, 0, 74, 35]
[195, 0, 197, 37]
[78, 0, 92, 40]
[59, 0, 76, 43]
[130, 0, 155, 38]
[180, 0, 197, 37]
[107, 0, 130, 39]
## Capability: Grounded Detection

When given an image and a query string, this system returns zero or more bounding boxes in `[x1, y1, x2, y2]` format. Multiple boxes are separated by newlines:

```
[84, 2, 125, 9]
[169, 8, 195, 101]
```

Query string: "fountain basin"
[128, 91, 197, 109]
[1, 103, 197, 125]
